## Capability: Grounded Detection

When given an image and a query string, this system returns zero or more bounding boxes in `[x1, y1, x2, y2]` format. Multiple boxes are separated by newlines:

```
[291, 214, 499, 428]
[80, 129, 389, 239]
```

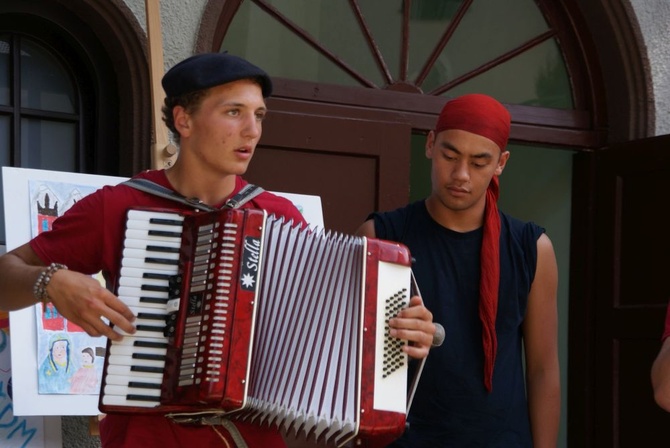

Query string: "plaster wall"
[629, 0, 670, 135]
[123, 0, 208, 69]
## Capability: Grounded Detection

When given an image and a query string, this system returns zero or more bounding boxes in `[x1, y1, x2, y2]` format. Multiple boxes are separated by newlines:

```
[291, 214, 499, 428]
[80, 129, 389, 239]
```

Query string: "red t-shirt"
[31, 170, 306, 447]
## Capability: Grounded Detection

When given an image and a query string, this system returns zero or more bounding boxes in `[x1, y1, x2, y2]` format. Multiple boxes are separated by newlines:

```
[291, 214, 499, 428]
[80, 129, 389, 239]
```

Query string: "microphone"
[432, 323, 445, 347]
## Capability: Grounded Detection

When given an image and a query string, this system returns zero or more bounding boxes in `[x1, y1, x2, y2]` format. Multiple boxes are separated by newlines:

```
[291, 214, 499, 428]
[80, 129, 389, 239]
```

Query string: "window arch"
[203, 0, 610, 148]
[1, 33, 84, 171]
[0, 15, 103, 246]
[221, 0, 573, 107]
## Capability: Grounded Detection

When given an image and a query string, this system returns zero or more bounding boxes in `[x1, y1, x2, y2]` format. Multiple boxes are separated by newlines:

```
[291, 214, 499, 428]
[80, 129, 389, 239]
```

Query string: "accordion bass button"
[164, 313, 178, 336]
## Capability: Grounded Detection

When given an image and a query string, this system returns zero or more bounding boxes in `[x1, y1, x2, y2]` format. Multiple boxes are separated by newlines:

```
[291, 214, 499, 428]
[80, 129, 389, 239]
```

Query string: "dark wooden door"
[571, 135, 670, 447]
[246, 110, 412, 234]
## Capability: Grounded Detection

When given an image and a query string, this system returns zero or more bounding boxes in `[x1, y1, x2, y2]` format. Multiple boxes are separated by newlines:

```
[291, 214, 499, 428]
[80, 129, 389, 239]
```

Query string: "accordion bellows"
[99, 207, 412, 447]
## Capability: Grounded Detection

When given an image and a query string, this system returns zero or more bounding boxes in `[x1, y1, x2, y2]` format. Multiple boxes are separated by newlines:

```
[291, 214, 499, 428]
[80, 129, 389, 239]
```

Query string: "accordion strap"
[406, 270, 429, 415]
[212, 419, 249, 448]
[166, 413, 249, 448]
[122, 177, 264, 211]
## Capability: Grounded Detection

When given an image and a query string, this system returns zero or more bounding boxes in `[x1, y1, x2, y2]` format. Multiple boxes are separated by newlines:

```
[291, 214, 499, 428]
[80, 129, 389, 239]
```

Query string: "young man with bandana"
[0, 52, 436, 447]
[357, 94, 560, 447]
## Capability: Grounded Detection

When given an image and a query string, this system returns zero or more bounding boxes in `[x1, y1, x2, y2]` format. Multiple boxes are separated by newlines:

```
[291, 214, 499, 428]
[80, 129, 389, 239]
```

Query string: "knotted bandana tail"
[480, 175, 501, 392]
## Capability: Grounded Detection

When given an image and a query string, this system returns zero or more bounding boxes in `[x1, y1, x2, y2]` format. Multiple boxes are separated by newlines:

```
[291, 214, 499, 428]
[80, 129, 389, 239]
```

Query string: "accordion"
[99, 207, 412, 447]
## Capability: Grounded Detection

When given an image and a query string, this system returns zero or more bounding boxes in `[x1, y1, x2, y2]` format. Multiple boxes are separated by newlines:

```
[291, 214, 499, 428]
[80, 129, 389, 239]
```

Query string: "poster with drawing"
[3, 167, 127, 417]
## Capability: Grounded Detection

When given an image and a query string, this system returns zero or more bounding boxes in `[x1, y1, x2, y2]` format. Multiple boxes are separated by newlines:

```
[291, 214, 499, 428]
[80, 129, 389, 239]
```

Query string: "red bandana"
[435, 94, 510, 392]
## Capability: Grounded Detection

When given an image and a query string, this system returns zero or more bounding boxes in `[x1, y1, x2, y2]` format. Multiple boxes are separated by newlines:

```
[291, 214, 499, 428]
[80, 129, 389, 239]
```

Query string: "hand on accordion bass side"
[387, 294, 436, 360]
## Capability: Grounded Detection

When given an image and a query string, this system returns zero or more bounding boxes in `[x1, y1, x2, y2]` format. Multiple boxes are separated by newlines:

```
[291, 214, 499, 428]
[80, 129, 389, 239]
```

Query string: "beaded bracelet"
[33, 263, 68, 304]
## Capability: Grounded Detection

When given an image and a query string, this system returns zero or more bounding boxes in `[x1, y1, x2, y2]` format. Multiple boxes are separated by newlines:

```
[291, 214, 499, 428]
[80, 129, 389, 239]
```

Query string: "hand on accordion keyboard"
[45, 268, 136, 341]
[387, 294, 436, 360]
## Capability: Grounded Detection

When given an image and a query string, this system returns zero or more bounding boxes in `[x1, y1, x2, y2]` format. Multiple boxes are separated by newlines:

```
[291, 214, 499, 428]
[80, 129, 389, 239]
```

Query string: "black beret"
[161, 52, 272, 98]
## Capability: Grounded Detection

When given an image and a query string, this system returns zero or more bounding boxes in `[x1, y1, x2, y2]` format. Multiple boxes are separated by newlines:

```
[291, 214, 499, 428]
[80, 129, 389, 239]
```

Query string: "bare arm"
[0, 243, 136, 341]
[522, 233, 561, 448]
[0, 243, 49, 311]
[355, 219, 436, 359]
[652, 337, 670, 411]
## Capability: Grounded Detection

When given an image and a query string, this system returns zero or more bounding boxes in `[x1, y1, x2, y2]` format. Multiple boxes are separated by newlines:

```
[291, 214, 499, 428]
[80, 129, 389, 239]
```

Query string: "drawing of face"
[52, 340, 68, 363]
[81, 351, 93, 366]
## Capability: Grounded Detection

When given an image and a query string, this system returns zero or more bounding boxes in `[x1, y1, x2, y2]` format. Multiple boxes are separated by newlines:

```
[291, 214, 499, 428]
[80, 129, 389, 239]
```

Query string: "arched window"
[0, 2, 146, 248]
[210, 0, 604, 204]
[208, 0, 598, 206]
[0, 30, 93, 246]
[1, 35, 80, 170]
[220, 0, 574, 108]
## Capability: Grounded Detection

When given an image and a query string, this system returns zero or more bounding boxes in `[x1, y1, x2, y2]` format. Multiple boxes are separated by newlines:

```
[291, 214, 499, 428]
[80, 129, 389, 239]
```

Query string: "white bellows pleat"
[242, 218, 362, 445]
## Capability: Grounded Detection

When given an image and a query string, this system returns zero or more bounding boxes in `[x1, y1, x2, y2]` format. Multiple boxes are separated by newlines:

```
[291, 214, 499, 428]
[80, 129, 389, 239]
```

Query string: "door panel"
[587, 135, 670, 446]
[246, 111, 411, 234]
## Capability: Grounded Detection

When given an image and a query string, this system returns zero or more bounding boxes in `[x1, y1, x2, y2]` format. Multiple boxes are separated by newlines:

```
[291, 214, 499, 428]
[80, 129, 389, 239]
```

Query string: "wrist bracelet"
[33, 263, 68, 305]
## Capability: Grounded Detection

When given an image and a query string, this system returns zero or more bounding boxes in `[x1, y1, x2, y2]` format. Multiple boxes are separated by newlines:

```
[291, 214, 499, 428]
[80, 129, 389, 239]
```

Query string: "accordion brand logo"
[240, 236, 261, 291]
[188, 293, 202, 315]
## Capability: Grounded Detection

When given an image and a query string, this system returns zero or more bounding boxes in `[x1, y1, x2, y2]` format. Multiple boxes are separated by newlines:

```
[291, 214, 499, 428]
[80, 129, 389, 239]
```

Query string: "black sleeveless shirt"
[371, 200, 544, 447]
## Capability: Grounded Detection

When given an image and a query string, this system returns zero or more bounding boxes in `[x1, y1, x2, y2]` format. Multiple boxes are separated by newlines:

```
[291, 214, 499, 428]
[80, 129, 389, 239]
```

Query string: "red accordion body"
[99, 207, 412, 447]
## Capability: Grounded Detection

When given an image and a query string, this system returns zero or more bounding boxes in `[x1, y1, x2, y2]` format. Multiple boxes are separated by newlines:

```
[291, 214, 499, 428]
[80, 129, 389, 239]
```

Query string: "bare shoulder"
[530, 232, 558, 296]
[536, 232, 557, 264]
[537, 232, 554, 248]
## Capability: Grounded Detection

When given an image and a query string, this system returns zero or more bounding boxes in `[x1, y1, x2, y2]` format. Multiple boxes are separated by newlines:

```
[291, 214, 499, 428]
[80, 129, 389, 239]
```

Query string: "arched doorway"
[196, 1, 657, 446]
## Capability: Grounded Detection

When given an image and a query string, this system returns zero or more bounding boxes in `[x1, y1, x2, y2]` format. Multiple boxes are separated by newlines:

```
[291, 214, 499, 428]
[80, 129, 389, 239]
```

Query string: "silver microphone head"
[432, 323, 445, 347]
